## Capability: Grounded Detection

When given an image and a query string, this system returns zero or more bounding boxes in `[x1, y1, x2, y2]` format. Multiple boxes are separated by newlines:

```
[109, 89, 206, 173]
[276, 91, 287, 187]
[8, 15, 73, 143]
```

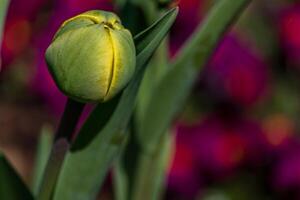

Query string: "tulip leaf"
[32, 125, 53, 195]
[131, 132, 173, 200]
[138, 0, 251, 152]
[0, 153, 34, 200]
[113, 162, 129, 200]
[53, 7, 178, 200]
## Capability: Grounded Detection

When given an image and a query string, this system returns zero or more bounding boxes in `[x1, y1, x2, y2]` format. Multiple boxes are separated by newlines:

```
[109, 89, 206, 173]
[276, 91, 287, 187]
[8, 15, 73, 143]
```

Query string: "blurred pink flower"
[175, 114, 268, 177]
[201, 35, 269, 107]
[168, 127, 201, 198]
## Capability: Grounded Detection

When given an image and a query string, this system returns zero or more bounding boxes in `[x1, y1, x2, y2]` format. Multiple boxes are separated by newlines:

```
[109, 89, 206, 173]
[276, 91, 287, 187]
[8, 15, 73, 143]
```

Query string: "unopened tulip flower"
[45, 10, 136, 102]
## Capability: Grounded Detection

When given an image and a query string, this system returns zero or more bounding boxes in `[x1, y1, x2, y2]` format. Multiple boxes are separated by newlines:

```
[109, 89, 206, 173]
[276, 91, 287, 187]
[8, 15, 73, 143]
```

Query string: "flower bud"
[45, 10, 136, 102]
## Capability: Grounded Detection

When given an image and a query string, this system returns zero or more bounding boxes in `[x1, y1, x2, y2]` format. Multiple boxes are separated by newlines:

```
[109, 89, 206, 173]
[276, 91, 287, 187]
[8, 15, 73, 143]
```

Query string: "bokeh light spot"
[263, 114, 294, 147]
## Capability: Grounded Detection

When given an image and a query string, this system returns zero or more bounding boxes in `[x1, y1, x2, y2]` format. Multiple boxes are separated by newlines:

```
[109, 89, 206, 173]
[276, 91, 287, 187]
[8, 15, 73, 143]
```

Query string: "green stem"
[55, 99, 85, 142]
[37, 98, 85, 200]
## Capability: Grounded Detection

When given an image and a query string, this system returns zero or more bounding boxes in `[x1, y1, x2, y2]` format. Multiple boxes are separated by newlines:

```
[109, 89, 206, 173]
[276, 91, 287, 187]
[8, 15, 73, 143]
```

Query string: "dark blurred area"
[2, 0, 300, 199]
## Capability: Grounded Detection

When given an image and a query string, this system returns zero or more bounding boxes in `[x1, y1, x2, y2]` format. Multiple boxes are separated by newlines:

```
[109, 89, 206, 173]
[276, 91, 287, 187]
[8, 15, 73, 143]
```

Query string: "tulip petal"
[104, 28, 136, 101]
[46, 25, 114, 102]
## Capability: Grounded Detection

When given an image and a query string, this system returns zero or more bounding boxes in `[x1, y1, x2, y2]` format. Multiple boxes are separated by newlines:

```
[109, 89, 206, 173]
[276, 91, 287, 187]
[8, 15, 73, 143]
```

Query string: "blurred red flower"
[279, 4, 300, 68]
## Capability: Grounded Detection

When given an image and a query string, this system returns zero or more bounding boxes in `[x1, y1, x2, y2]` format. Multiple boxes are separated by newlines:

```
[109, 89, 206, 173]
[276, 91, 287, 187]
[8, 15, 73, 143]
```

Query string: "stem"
[55, 99, 85, 142]
[37, 98, 85, 200]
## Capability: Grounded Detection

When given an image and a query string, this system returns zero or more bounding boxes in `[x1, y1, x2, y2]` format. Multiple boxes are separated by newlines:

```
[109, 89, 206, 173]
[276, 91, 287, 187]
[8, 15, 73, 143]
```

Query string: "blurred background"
[1, 0, 300, 199]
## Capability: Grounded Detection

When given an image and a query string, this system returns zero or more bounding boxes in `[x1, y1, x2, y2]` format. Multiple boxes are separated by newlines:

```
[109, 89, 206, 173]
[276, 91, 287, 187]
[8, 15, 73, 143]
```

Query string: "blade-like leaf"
[113, 132, 131, 200]
[0, 153, 34, 200]
[138, 0, 251, 152]
[53, 7, 178, 200]
[32, 125, 53, 195]
[132, 132, 173, 200]
[113, 163, 128, 200]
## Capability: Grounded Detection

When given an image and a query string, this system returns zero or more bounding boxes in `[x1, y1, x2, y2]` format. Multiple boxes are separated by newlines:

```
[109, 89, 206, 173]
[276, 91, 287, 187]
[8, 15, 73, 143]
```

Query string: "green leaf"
[0, 153, 34, 200]
[113, 162, 129, 200]
[131, 132, 174, 200]
[32, 125, 53, 195]
[113, 122, 140, 200]
[138, 0, 251, 152]
[53, 7, 178, 200]
[113, 134, 131, 200]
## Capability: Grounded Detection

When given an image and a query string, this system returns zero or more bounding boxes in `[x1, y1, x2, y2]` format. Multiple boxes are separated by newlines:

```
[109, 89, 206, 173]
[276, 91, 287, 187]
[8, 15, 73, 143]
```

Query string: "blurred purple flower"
[179, 116, 265, 172]
[273, 141, 300, 196]
[201, 35, 269, 107]
[168, 114, 267, 198]
[190, 115, 267, 173]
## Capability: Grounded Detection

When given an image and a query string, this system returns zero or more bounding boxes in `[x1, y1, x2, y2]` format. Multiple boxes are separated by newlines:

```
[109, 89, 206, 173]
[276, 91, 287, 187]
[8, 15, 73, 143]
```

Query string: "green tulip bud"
[45, 10, 136, 102]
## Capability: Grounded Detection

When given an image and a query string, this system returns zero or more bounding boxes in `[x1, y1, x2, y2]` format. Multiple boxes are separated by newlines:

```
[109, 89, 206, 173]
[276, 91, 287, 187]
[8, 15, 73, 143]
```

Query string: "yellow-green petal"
[104, 28, 136, 101]
[46, 26, 113, 102]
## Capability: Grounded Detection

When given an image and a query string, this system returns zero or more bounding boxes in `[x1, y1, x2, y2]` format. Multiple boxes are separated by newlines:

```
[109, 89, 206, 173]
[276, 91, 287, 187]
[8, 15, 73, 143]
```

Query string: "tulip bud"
[45, 10, 136, 102]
